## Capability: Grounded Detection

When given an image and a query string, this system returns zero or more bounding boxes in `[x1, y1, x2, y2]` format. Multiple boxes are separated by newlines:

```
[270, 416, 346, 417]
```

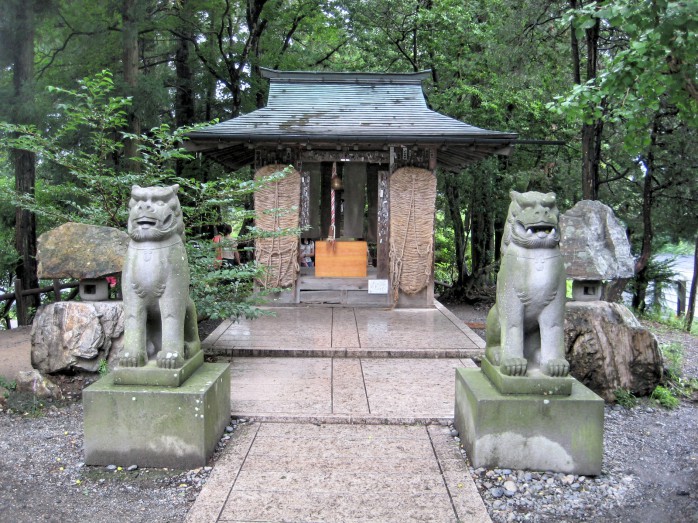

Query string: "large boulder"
[31, 301, 124, 373]
[37, 222, 129, 279]
[560, 200, 635, 281]
[565, 301, 662, 401]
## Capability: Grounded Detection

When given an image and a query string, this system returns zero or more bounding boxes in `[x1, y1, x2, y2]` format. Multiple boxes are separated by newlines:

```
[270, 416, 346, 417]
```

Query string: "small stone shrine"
[454, 191, 603, 475]
[37, 221, 129, 300]
[559, 199, 634, 300]
[83, 185, 230, 469]
[560, 199, 662, 402]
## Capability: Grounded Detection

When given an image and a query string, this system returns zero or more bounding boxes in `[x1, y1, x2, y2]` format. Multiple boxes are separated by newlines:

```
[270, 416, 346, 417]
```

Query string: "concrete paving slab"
[218, 490, 457, 522]
[232, 469, 446, 494]
[331, 359, 369, 414]
[229, 357, 476, 421]
[362, 358, 467, 418]
[204, 303, 485, 358]
[254, 423, 426, 440]
[186, 423, 260, 523]
[187, 422, 491, 523]
[331, 308, 361, 347]
[231, 358, 332, 415]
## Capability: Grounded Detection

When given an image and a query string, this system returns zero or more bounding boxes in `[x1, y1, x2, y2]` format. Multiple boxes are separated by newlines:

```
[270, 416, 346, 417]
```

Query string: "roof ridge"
[260, 67, 431, 85]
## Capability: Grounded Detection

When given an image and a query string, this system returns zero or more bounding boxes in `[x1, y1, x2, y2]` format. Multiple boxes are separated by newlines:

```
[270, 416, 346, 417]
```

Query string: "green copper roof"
[186, 68, 517, 171]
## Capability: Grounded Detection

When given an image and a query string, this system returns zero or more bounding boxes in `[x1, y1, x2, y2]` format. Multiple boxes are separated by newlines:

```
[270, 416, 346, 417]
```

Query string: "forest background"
[0, 0, 696, 328]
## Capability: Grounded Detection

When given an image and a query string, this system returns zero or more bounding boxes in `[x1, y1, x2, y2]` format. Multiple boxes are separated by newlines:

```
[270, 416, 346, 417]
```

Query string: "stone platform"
[454, 367, 603, 475]
[203, 302, 484, 359]
[84, 362, 230, 469]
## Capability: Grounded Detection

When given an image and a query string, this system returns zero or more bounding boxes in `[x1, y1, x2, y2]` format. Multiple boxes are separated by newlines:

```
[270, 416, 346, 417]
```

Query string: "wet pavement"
[187, 302, 491, 522]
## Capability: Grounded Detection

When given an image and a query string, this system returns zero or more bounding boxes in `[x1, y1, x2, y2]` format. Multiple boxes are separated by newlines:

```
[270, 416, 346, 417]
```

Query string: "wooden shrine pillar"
[377, 170, 390, 279]
[302, 163, 322, 238]
[342, 163, 366, 239]
[366, 164, 379, 243]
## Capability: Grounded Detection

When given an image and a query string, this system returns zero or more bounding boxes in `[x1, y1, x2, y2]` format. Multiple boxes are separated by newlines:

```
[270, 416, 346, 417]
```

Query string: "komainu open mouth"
[136, 218, 157, 227]
[521, 222, 557, 237]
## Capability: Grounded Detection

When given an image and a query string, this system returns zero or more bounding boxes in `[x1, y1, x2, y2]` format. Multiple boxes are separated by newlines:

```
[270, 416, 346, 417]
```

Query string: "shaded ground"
[0, 303, 696, 522]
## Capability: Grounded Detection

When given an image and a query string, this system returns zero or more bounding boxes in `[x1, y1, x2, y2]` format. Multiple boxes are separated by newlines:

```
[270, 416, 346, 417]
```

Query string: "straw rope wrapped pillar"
[389, 167, 437, 305]
[254, 164, 301, 290]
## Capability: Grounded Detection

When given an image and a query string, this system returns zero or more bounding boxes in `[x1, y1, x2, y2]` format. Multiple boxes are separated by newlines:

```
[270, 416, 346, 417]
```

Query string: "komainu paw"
[544, 358, 570, 377]
[156, 351, 185, 369]
[119, 351, 146, 368]
[501, 357, 528, 376]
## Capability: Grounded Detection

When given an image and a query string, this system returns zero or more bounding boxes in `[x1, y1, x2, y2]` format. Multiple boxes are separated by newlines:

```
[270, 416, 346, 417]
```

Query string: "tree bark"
[580, 17, 602, 200]
[174, 1, 195, 176]
[12, 0, 40, 320]
[684, 235, 698, 332]
[443, 175, 467, 289]
[470, 173, 494, 287]
[631, 115, 659, 309]
[122, 0, 141, 167]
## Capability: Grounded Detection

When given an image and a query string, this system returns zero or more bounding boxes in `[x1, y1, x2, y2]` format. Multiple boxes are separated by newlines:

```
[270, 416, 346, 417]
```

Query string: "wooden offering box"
[315, 240, 367, 278]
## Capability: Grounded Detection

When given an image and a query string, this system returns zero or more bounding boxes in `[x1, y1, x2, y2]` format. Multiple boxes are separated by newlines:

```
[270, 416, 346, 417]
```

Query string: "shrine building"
[186, 68, 518, 307]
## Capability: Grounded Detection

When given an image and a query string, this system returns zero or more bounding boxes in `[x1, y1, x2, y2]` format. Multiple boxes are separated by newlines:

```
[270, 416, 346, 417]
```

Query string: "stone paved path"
[187, 303, 492, 522]
[187, 423, 489, 522]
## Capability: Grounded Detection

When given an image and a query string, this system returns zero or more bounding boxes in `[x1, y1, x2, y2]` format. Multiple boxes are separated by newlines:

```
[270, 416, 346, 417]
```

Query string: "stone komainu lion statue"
[485, 191, 570, 378]
[119, 185, 201, 369]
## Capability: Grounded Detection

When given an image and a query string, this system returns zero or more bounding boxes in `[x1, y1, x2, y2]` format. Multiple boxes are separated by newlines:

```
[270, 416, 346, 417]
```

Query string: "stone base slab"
[84, 362, 230, 469]
[481, 358, 574, 396]
[454, 368, 603, 475]
[112, 350, 204, 387]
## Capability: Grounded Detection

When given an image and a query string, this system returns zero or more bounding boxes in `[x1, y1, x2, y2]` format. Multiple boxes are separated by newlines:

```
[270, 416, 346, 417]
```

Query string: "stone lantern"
[37, 222, 130, 300]
[559, 200, 635, 300]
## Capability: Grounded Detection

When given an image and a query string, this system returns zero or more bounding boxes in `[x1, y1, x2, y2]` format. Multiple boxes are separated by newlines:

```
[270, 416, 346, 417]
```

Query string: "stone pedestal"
[84, 363, 230, 469]
[454, 368, 603, 475]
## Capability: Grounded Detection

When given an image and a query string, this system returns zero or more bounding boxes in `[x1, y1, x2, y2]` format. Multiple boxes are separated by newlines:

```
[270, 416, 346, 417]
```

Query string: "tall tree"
[121, 0, 142, 166]
[9, 0, 41, 318]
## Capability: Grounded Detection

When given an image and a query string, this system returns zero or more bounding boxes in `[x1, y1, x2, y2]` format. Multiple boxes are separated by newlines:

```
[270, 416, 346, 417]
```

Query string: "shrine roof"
[186, 68, 518, 171]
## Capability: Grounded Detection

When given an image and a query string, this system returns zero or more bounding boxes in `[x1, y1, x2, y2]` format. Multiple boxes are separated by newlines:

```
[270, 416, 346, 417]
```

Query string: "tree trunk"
[443, 175, 467, 289]
[684, 235, 698, 332]
[570, 2, 603, 200]
[12, 0, 40, 320]
[470, 173, 494, 288]
[580, 17, 602, 200]
[174, 1, 195, 176]
[122, 0, 141, 167]
[632, 115, 659, 309]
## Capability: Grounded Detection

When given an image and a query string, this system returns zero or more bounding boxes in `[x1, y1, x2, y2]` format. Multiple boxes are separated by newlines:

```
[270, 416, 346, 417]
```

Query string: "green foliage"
[650, 385, 680, 409]
[97, 359, 109, 377]
[551, 0, 698, 153]
[660, 342, 684, 381]
[0, 71, 296, 323]
[658, 241, 696, 256]
[652, 341, 698, 405]
[639, 307, 698, 336]
[0, 71, 216, 228]
[0, 376, 16, 393]
[613, 388, 638, 409]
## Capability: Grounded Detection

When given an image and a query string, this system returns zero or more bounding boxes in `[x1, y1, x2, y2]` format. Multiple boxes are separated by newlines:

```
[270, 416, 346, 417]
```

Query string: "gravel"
[0, 306, 696, 522]
[451, 401, 697, 523]
[446, 302, 698, 523]
[0, 399, 240, 523]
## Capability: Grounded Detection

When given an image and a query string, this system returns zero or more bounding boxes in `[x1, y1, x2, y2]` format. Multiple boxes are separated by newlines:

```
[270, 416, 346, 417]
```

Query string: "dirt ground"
[0, 303, 696, 522]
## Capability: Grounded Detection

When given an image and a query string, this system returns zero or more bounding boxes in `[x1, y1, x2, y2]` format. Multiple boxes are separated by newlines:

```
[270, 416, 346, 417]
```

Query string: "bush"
[650, 385, 680, 409]
[613, 388, 638, 408]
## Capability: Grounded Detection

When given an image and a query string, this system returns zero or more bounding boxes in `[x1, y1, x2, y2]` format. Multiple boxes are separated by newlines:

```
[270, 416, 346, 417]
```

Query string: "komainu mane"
[485, 191, 570, 377]
[119, 185, 201, 369]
